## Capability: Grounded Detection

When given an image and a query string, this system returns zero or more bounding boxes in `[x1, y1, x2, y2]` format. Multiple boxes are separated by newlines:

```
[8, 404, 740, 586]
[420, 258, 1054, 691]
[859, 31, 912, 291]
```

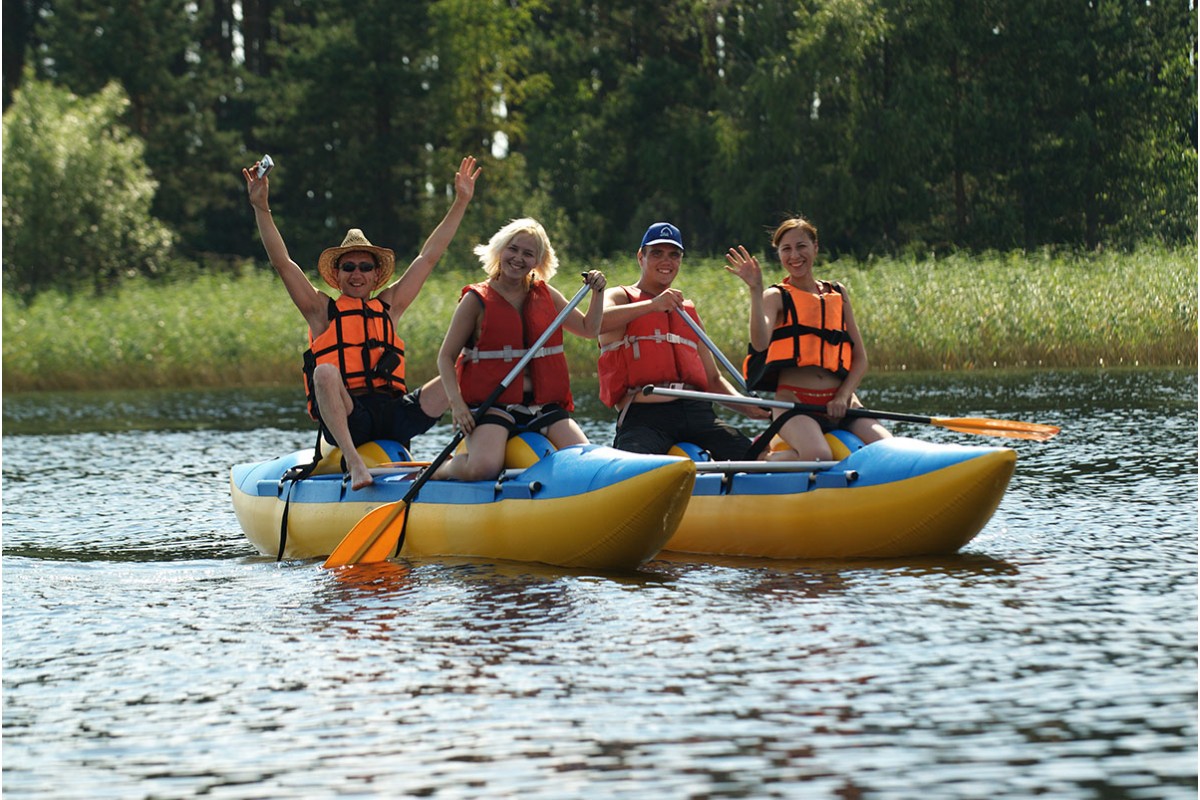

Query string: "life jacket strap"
[599, 330, 700, 358]
[460, 343, 565, 363]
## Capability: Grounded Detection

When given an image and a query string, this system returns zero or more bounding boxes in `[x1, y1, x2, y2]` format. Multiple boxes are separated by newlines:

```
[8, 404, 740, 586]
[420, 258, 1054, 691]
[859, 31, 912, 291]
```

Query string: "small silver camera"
[256, 154, 274, 178]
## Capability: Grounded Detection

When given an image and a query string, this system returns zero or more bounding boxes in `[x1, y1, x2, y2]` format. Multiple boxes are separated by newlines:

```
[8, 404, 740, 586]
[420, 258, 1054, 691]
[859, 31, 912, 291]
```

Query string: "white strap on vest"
[598, 328, 700, 359]
[461, 344, 565, 363]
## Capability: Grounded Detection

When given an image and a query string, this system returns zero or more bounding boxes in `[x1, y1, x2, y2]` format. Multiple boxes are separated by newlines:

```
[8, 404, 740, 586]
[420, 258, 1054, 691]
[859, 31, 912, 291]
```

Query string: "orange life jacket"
[455, 280, 574, 410]
[303, 295, 406, 420]
[743, 279, 853, 391]
[597, 286, 709, 407]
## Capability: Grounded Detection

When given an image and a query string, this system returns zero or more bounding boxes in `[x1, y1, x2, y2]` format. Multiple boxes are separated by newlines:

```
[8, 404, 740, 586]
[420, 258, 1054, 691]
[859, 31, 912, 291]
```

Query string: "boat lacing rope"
[275, 424, 330, 561]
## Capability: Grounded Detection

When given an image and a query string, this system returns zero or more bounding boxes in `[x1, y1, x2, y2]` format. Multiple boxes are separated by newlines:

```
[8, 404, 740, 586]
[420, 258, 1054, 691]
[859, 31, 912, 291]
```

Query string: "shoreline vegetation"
[3, 245, 1195, 394]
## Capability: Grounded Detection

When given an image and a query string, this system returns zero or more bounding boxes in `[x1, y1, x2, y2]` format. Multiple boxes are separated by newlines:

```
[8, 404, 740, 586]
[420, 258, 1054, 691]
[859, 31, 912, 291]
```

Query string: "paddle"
[643, 385, 1060, 441]
[673, 307, 749, 392]
[323, 277, 594, 568]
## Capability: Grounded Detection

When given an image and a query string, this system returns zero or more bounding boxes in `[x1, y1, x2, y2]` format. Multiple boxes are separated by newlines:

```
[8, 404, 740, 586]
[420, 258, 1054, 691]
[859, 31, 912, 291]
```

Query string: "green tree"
[28, 0, 250, 256]
[1097, 0, 1197, 246]
[6, 0, 1191, 273]
[3, 75, 175, 296]
[521, 0, 641, 254]
[249, 1, 462, 266]
[3, 0, 50, 110]
[704, 1, 895, 255]
[519, 0, 735, 255]
[878, 0, 1196, 251]
[426, 0, 546, 253]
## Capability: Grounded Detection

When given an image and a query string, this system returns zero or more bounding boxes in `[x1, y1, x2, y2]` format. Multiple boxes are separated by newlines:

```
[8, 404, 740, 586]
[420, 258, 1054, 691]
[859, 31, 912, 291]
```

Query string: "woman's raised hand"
[724, 245, 762, 291]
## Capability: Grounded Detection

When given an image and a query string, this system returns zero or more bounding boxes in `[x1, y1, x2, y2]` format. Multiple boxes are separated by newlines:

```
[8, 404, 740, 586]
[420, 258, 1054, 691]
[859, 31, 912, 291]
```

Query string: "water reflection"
[324, 559, 414, 596]
[2, 369, 1195, 799]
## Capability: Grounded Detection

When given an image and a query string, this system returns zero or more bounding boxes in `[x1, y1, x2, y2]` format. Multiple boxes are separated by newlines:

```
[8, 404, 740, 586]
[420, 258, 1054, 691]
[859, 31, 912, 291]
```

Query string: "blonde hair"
[474, 218, 559, 284]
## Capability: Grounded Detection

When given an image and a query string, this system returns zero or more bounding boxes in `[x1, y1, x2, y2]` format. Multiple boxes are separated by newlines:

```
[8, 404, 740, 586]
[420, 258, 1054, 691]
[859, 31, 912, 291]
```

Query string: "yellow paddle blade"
[931, 417, 1060, 441]
[322, 501, 408, 568]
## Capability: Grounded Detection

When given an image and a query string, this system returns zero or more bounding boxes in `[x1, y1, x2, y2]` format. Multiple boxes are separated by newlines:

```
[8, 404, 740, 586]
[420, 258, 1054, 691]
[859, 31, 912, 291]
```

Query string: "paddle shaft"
[643, 385, 1059, 440]
[332, 278, 595, 565]
[644, 385, 888, 418]
[673, 307, 749, 392]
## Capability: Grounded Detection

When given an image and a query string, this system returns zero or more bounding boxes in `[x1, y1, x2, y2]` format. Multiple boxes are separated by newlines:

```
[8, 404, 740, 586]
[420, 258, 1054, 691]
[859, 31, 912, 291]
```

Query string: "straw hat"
[317, 229, 395, 290]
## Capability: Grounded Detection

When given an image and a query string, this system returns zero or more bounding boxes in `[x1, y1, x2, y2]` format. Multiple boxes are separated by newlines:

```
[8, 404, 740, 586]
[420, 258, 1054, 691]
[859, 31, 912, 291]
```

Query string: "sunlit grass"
[643, 244, 1197, 373]
[4, 245, 1195, 392]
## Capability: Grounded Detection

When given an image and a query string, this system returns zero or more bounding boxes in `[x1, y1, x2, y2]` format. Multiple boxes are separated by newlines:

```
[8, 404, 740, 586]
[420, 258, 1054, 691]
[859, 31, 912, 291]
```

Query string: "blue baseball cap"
[639, 222, 684, 251]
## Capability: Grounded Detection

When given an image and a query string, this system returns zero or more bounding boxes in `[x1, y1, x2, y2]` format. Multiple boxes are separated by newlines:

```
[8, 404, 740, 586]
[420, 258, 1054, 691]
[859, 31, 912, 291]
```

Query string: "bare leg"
[416, 375, 450, 419]
[847, 394, 891, 443]
[545, 417, 588, 448]
[848, 417, 891, 444]
[312, 363, 374, 490]
[772, 411, 833, 462]
[433, 421, 509, 481]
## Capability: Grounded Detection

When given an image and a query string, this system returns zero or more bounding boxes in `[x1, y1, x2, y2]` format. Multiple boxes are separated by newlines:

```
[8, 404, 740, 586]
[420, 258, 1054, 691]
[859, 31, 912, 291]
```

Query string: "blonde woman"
[434, 219, 606, 481]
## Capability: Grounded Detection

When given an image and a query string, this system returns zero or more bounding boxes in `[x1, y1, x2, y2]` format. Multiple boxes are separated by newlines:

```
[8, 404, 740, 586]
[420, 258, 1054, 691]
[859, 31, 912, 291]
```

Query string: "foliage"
[2, 74, 175, 297]
[1, 0, 1194, 299]
[248, 1, 441, 264]
[29, 0, 249, 253]
[4, 246, 1194, 393]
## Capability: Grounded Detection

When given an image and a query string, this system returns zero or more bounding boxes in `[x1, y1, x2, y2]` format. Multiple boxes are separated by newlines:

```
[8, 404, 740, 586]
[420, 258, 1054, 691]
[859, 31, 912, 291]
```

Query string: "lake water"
[3, 369, 1196, 799]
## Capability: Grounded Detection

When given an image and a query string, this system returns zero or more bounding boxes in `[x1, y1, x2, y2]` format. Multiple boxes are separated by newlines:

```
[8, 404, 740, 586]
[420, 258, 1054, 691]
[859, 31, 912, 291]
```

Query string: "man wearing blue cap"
[597, 222, 767, 460]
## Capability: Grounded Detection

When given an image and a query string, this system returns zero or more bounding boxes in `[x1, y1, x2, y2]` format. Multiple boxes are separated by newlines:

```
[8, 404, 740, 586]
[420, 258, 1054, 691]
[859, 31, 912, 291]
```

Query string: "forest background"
[2, 0, 1196, 391]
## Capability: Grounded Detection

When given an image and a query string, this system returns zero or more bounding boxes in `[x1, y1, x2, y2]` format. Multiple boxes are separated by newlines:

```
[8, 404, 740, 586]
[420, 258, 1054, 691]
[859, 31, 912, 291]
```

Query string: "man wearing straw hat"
[243, 155, 482, 489]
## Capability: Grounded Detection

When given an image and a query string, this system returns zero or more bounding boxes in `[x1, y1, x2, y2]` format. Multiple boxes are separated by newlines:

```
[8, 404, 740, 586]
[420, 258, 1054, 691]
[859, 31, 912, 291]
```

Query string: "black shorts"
[343, 387, 441, 448]
[474, 402, 571, 435]
[774, 407, 855, 434]
[613, 399, 750, 461]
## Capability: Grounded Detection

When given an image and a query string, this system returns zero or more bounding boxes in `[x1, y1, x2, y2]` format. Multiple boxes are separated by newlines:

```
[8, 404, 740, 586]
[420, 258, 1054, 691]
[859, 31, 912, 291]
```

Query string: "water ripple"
[3, 371, 1196, 798]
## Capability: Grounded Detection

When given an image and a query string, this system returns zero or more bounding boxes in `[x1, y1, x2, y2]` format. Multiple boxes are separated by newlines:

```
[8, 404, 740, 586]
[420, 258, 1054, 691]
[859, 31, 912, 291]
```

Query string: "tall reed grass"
[4, 245, 1195, 393]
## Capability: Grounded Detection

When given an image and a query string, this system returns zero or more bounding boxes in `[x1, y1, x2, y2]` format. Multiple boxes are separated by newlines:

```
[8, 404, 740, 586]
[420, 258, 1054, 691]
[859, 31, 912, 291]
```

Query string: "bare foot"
[430, 455, 456, 481]
[348, 460, 375, 490]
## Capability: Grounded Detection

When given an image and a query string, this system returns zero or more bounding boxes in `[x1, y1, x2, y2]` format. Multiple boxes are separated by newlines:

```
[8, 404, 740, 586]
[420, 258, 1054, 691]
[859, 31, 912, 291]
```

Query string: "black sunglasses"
[338, 261, 377, 273]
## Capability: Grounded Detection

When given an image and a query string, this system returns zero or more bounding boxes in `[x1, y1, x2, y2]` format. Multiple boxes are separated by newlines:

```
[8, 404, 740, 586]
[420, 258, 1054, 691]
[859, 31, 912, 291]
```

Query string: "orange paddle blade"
[322, 501, 408, 568]
[931, 417, 1060, 441]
